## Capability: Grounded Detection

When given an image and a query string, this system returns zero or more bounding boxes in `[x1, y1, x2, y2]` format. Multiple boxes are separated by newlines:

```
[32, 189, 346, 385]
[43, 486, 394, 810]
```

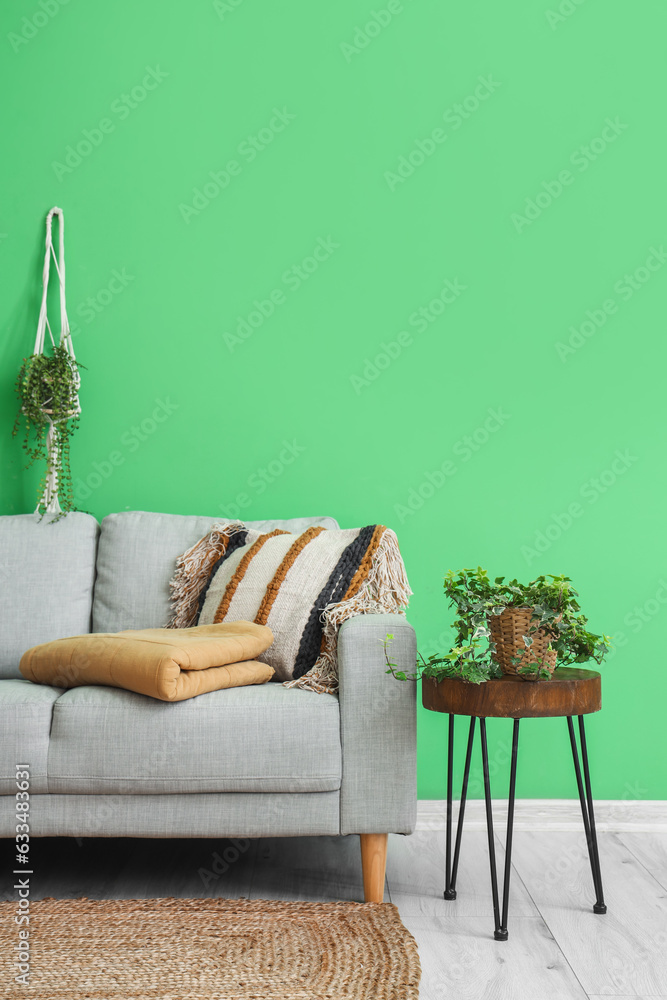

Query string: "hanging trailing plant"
[12, 206, 83, 520]
[13, 344, 83, 517]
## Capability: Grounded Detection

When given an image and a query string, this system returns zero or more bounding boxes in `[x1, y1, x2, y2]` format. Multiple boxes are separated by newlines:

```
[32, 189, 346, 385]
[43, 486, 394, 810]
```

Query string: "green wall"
[1, 1, 665, 801]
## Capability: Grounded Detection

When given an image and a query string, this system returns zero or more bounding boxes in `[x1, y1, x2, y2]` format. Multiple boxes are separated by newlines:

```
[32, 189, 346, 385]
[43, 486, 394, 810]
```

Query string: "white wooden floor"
[13, 826, 667, 999]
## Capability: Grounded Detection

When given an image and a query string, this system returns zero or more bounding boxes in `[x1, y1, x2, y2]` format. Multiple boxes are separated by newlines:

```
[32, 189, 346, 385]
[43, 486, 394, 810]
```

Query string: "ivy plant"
[13, 345, 83, 518]
[385, 567, 611, 684]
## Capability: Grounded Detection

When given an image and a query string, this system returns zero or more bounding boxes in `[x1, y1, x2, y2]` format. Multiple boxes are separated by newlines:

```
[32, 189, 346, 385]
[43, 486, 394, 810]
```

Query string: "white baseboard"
[416, 799, 667, 833]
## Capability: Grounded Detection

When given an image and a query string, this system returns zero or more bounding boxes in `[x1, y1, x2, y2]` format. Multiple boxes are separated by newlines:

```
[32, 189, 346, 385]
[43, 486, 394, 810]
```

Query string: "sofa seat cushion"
[46, 683, 341, 794]
[92, 511, 339, 633]
[0, 512, 99, 679]
[0, 680, 63, 794]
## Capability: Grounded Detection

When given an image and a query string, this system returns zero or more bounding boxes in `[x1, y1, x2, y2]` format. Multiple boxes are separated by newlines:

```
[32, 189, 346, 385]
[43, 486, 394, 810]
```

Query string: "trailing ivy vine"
[386, 567, 611, 685]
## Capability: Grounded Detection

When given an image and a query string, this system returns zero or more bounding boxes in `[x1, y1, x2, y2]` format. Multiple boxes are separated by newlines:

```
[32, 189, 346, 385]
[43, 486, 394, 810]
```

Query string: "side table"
[423, 667, 607, 941]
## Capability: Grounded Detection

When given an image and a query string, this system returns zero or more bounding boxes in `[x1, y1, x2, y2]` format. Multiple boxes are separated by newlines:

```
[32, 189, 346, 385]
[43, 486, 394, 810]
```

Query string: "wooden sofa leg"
[360, 833, 388, 903]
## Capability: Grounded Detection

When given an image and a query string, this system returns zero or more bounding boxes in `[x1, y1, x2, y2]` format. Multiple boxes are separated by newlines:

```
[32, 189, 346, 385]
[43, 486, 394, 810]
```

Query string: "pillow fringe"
[284, 528, 412, 694]
[168, 521, 246, 628]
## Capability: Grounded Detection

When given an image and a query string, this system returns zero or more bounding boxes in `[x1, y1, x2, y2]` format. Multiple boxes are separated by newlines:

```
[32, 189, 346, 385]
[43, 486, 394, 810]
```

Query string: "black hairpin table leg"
[444, 716, 475, 900]
[444, 714, 455, 900]
[480, 717, 502, 935]
[568, 715, 607, 914]
[497, 718, 520, 940]
[480, 716, 520, 940]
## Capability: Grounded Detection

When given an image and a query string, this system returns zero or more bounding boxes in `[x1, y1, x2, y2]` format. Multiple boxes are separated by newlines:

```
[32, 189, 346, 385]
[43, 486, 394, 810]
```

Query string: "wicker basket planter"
[489, 607, 557, 680]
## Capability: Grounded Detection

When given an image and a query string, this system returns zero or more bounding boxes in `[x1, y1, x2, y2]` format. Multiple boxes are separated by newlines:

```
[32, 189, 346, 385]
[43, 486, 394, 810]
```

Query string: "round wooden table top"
[422, 667, 601, 719]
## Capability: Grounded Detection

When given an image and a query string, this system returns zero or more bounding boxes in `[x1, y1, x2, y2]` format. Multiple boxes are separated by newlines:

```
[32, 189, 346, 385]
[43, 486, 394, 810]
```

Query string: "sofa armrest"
[337, 613, 417, 835]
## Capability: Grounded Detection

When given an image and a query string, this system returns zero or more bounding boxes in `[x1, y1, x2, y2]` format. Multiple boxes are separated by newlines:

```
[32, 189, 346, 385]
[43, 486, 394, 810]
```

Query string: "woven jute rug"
[1, 896, 421, 999]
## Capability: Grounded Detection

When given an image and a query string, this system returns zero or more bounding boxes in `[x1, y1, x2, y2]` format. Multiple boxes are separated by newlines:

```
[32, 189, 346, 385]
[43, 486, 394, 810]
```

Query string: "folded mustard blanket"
[20, 622, 275, 702]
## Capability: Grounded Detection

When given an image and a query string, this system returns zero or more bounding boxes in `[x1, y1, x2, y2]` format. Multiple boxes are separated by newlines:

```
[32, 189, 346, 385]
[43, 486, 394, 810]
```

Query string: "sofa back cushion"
[92, 511, 339, 632]
[0, 513, 99, 679]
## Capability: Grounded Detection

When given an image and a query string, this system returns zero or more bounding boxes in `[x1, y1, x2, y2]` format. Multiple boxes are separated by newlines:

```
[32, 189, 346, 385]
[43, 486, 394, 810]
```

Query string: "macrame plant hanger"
[33, 207, 80, 515]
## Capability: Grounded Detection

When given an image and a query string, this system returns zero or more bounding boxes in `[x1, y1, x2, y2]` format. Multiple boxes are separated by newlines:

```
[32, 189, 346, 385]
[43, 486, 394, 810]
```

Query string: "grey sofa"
[0, 510, 416, 901]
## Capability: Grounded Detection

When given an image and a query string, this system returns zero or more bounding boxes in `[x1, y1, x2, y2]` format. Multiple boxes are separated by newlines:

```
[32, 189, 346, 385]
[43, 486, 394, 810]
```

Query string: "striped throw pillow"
[168, 522, 411, 693]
